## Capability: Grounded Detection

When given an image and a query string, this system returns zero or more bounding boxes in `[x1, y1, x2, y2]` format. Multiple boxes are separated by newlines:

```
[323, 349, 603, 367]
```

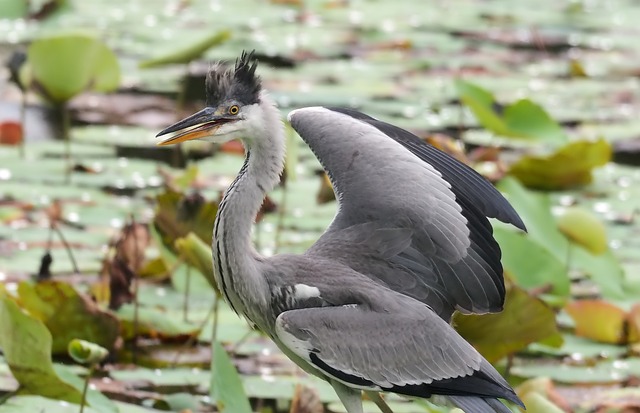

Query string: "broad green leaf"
[175, 232, 218, 292]
[503, 99, 568, 144]
[565, 300, 627, 344]
[210, 341, 252, 413]
[26, 32, 120, 104]
[139, 30, 231, 68]
[456, 79, 568, 144]
[455, 79, 509, 136]
[68, 339, 109, 364]
[494, 226, 570, 301]
[497, 177, 626, 299]
[17, 281, 120, 354]
[454, 287, 562, 362]
[0, 297, 81, 403]
[509, 139, 611, 190]
[556, 207, 608, 254]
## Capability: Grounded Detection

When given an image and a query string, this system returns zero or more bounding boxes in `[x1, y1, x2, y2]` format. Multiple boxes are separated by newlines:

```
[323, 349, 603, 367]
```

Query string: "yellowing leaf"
[557, 207, 608, 254]
[565, 300, 627, 344]
[454, 286, 562, 362]
[509, 139, 611, 190]
[17, 281, 120, 354]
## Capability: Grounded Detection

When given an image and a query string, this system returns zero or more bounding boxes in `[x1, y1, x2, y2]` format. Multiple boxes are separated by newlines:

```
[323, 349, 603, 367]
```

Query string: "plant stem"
[52, 223, 80, 274]
[183, 264, 191, 322]
[60, 104, 71, 184]
[79, 364, 95, 413]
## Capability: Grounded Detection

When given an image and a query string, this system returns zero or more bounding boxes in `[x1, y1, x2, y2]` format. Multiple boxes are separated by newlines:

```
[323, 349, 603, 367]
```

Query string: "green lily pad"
[494, 226, 570, 302]
[511, 358, 640, 384]
[25, 31, 120, 104]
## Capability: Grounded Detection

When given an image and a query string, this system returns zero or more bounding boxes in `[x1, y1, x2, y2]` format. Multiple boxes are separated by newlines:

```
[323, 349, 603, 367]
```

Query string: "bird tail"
[447, 395, 520, 413]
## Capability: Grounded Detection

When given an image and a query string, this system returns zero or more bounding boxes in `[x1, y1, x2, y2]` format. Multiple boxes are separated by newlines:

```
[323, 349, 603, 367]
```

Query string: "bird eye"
[229, 105, 239, 115]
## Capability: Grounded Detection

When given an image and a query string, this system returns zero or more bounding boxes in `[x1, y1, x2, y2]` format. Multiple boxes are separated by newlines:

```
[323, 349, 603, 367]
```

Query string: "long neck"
[213, 93, 285, 317]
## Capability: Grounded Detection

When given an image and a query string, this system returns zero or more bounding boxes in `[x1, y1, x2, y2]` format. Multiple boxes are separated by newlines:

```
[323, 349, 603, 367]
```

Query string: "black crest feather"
[205, 50, 261, 106]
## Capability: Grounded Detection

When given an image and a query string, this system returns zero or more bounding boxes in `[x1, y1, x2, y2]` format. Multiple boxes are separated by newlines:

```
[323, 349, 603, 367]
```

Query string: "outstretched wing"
[274, 303, 521, 410]
[288, 107, 524, 319]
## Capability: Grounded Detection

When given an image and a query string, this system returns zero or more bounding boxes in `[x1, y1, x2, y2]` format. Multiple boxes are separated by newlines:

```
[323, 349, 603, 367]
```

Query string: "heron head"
[156, 50, 262, 146]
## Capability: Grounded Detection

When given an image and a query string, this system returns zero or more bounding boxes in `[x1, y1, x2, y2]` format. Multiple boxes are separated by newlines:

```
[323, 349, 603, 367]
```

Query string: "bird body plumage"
[157, 52, 525, 413]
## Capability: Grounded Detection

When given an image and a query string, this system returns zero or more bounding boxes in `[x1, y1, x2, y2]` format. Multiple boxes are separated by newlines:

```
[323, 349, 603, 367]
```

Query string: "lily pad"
[494, 226, 570, 302]
[454, 286, 562, 363]
[25, 31, 120, 104]
[509, 139, 612, 190]
[556, 207, 608, 255]
[565, 300, 628, 344]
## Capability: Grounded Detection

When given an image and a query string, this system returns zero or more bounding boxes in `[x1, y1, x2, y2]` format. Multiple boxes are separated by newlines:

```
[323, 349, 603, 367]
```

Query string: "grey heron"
[156, 51, 527, 413]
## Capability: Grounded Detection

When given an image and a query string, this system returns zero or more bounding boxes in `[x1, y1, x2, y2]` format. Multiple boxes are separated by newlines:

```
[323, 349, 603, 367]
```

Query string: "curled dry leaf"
[101, 222, 150, 310]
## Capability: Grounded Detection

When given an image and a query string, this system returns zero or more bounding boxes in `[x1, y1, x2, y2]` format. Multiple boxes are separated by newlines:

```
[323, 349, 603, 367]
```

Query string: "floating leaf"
[210, 341, 252, 413]
[497, 177, 626, 300]
[454, 286, 562, 362]
[509, 139, 611, 190]
[139, 30, 231, 68]
[0, 296, 82, 402]
[455, 79, 567, 144]
[117, 304, 200, 340]
[68, 339, 109, 364]
[565, 300, 628, 344]
[0, 396, 101, 413]
[175, 232, 218, 291]
[556, 207, 608, 254]
[494, 226, 570, 302]
[25, 32, 120, 104]
[17, 281, 120, 354]
[512, 358, 640, 384]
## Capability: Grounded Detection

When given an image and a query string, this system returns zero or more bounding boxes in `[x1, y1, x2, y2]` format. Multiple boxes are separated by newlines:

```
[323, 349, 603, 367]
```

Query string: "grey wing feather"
[288, 107, 522, 319]
[274, 302, 523, 411]
[275, 303, 481, 388]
